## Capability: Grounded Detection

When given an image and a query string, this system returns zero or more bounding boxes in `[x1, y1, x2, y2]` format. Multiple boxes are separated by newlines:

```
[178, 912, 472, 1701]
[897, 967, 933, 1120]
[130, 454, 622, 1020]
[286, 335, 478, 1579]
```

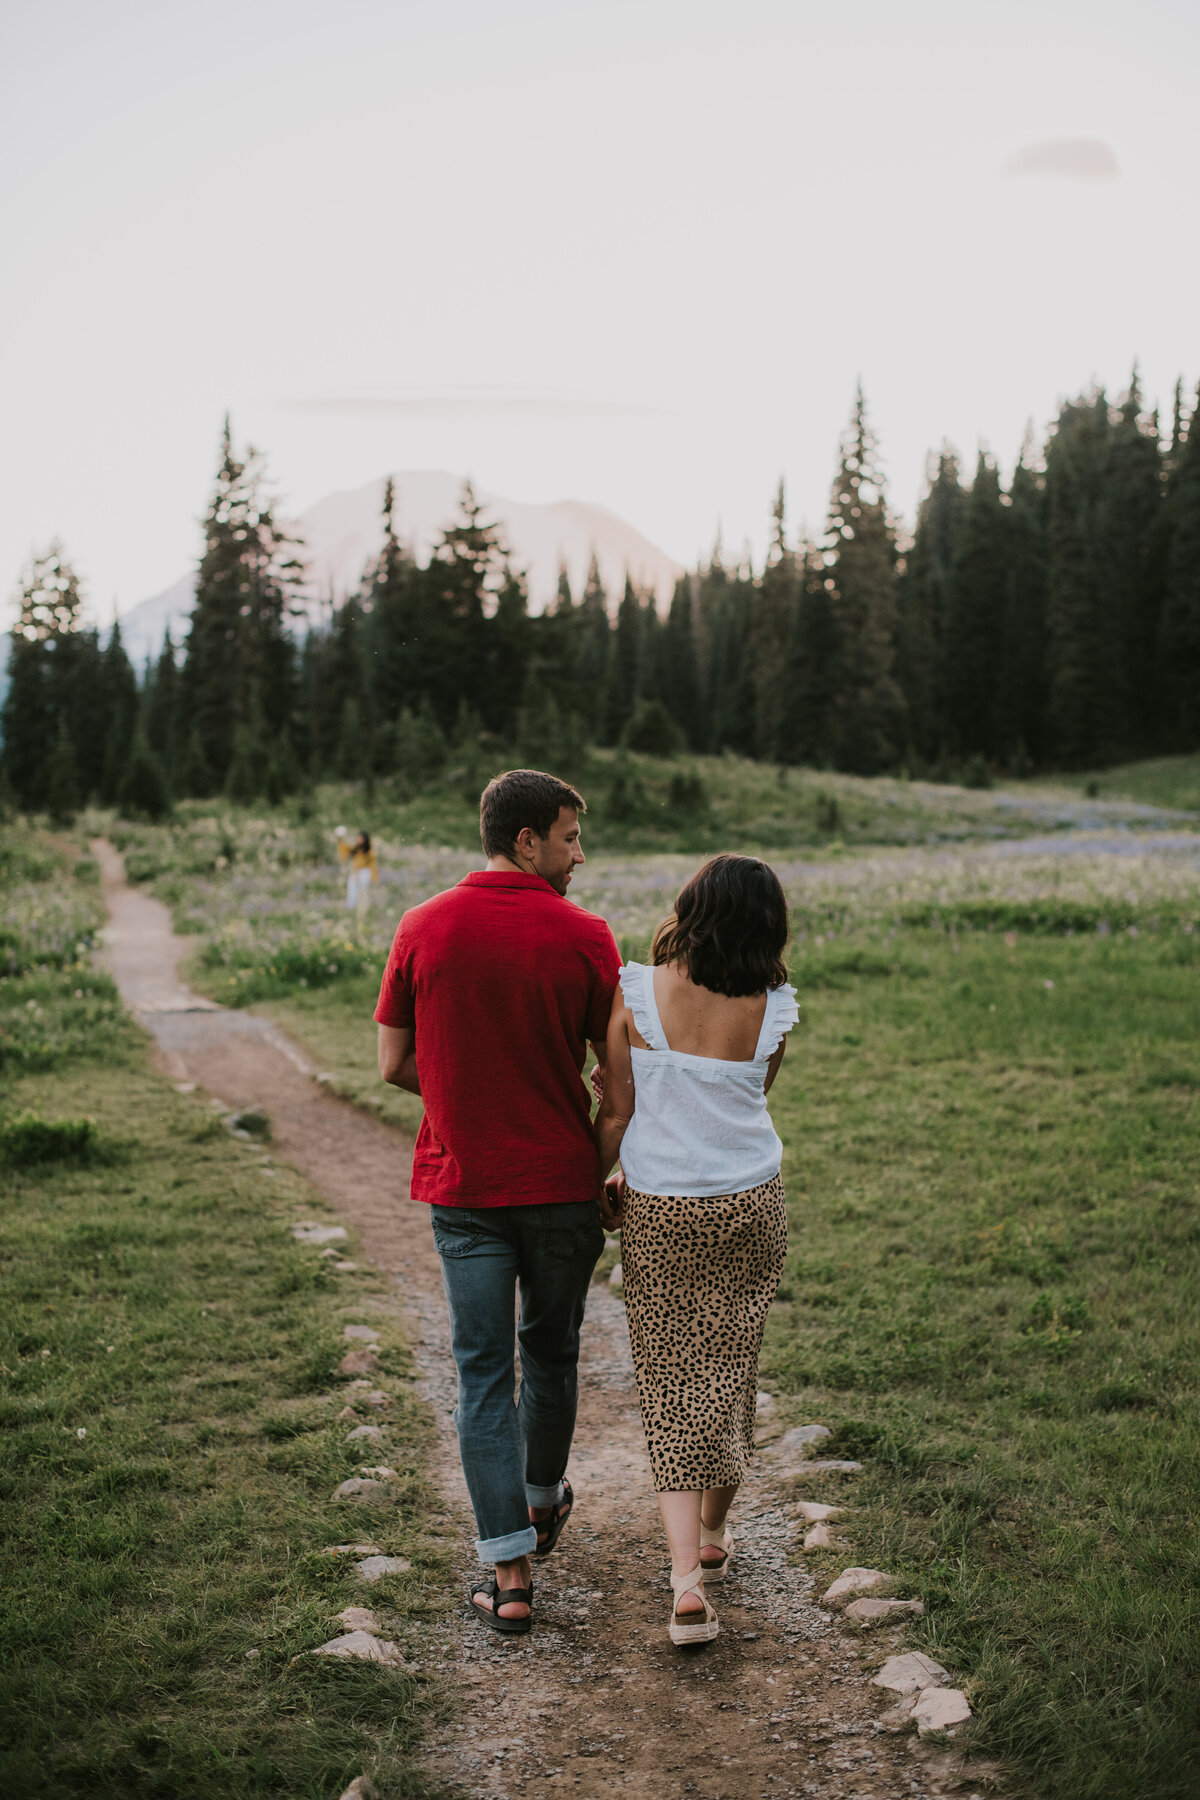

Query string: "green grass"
[760, 926, 1200, 1800]
[0, 830, 450, 1799]
[1052, 752, 1200, 815]
[257, 979, 426, 1140]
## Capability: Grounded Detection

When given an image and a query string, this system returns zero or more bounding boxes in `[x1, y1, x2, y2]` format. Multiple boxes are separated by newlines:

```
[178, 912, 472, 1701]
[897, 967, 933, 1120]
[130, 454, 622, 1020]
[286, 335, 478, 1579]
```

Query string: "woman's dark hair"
[357, 830, 371, 854]
[480, 768, 586, 859]
[651, 855, 789, 996]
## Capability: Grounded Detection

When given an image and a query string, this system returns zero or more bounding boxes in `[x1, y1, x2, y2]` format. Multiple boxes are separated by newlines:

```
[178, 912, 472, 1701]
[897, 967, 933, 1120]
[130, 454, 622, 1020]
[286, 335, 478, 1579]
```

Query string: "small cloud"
[1001, 137, 1120, 181]
[278, 387, 669, 423]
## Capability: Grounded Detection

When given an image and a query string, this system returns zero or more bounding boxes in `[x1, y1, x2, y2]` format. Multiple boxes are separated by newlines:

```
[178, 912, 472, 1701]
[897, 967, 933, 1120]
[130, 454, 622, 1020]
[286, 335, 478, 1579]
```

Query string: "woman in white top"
[596, 854, 797, 1647]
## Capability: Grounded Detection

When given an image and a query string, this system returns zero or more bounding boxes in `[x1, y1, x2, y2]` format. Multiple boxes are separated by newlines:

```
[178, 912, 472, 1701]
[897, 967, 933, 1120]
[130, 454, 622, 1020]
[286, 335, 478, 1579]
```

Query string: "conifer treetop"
[12, 542, 86, 642]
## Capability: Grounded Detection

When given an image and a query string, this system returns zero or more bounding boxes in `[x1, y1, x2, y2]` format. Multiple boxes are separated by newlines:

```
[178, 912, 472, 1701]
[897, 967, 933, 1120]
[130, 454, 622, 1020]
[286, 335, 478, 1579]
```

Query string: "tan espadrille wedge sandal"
[668, 1564, 720, 1646]
[699, 1521, 735, 1584]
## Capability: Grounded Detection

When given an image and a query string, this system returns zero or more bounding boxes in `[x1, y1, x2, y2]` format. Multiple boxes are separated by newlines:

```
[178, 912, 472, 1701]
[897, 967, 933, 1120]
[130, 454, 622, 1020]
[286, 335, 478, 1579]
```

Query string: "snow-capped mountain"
[116, 472, 685, 666]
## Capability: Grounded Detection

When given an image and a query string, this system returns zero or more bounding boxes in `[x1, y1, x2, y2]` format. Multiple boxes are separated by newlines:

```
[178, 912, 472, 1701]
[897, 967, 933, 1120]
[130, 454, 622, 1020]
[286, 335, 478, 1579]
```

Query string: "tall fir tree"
[99, 618, 139, 805]
[823, 387, 905, 773]
[787, 543, 842, 767]
[576, 553, 611, 742]
[941, 450, 1008, 759]
[1, 542, 87, 811]
[1100, 368, 1165, 753]
[604, 576, 643, 744]
[995, 446, 1049, 767]
[367, 476, 420, 737]
[1045, 392, 1117, 766]
[426, 482, 505, 724]
[750, 482, 800, 761]
[179, 418, 303, 789]
[896, 448, 964, 763]
[660, 574, 702, 750]
[1159, 383, 1200, 748]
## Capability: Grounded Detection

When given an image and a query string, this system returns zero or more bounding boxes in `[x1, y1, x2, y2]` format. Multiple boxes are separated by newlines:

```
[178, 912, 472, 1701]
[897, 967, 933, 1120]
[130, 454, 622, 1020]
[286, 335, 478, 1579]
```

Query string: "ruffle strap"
[618, 962, 665, 1051]
[756, 982, 800, 1061]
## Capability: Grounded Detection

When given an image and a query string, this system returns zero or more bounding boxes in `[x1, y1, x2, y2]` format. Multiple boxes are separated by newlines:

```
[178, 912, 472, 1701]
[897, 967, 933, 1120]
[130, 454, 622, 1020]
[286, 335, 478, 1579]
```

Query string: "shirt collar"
[459, 870, 562, 895]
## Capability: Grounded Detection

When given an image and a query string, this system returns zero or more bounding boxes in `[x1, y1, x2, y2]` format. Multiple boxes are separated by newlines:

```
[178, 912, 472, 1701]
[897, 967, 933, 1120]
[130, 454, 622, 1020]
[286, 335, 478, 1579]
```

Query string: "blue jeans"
[430, 1200, 605, 1565]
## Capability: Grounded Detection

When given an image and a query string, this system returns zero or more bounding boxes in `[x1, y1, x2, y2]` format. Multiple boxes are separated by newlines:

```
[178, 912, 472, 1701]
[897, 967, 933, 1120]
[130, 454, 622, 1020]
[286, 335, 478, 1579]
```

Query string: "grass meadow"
[0, 826, 451, 1799]
[5, 750, 1200, 1798]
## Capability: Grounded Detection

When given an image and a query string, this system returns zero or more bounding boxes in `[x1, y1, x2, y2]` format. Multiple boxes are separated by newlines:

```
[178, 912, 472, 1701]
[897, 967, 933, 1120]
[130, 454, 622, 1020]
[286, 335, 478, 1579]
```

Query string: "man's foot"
[530, 1477, 574, 1557]
[469, 1555, 533, 1633]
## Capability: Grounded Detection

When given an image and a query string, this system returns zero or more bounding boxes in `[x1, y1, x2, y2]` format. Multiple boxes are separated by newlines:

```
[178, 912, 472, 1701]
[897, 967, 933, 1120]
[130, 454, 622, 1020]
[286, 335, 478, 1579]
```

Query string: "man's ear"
[514, 825, 537, 857]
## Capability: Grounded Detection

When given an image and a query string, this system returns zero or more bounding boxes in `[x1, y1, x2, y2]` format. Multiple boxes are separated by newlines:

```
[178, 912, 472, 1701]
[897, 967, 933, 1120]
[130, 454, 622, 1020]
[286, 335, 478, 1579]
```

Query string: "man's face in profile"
[527, 806, 585, 896]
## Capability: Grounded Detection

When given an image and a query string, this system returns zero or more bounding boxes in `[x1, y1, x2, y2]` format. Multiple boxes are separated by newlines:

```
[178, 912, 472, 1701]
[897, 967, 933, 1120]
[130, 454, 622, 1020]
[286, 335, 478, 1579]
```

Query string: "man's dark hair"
[480, 769, 586, 859]
[651, 854, 789, 996]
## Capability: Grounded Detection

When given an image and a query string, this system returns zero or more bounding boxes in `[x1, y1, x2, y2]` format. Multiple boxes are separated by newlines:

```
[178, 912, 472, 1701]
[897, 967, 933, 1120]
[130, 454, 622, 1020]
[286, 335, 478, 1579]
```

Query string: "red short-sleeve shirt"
[374, 870, 621, 1208]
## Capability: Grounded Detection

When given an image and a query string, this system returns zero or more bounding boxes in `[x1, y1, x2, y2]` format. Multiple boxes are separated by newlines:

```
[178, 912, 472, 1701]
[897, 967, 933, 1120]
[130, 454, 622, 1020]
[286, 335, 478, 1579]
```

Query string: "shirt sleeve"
[374, 917, 416, 1028]
[585, 923, 623, 1044]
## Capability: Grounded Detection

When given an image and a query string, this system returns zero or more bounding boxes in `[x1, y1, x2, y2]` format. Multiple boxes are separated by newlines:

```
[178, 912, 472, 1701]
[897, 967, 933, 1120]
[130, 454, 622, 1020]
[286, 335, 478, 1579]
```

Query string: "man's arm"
[378, 1024, 420, 1094]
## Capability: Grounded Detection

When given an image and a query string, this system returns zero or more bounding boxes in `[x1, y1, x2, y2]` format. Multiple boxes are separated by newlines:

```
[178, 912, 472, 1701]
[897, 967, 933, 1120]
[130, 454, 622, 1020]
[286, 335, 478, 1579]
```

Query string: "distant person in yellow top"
[335, 827, 379, 924]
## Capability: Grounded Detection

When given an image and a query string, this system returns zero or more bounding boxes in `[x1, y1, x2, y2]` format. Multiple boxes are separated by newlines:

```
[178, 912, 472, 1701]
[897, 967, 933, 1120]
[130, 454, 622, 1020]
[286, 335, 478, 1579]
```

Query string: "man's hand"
[597, 1171, 625, 1231]
[590, 1061, 605, 1106]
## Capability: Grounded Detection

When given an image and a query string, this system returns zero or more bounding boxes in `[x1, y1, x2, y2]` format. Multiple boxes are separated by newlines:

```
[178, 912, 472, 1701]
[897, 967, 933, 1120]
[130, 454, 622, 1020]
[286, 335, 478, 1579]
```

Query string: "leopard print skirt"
[621, 1174, 788, 1493]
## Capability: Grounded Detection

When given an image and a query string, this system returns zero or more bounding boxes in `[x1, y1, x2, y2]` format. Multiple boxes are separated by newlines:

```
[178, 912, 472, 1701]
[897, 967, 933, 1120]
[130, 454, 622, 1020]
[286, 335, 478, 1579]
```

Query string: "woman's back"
[617, 960, 797, 1198]
[634, 962, 768, 1063]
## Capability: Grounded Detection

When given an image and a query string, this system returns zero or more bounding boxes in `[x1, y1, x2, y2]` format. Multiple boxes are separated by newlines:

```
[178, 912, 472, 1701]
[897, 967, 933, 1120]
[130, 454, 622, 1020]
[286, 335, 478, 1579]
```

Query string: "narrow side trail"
[93, 842, 998, 1800]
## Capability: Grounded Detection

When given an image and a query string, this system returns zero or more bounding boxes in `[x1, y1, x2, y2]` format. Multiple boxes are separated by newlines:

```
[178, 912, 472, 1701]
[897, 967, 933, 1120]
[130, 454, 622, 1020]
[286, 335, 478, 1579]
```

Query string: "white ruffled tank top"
[617, 961, 799, 1199]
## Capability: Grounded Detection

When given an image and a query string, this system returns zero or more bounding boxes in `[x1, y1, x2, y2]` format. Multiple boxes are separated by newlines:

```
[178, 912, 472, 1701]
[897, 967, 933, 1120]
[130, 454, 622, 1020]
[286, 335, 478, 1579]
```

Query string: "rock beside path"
[334, 1477, 388, 1500]
[346, 1424, 386, 1442]
[343, 1324, 380, 1343]
[356, 1554, 412, 1581]
[872, 1652, 950, 1696]
[338, 1781, 379, 1800]
[821, 1567, 891, 1607]
[845, 1596, 925, 1627]
[291, 1221, 348, 1245]
[777, 1424, 832, 1454]
[311, 1629, 406, 1668]
[914, 1686, 973, 1736]
[336, 1607, 381, 1631]
[793, 1501, 847, 1522]
[803, 1521, 841, 1548]
[339, 1349, 380, 1376]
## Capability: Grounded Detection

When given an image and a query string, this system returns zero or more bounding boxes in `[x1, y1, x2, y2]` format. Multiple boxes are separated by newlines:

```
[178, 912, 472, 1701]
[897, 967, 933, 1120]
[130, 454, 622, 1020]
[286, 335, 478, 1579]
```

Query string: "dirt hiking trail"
[93, 841, 1005, 1800]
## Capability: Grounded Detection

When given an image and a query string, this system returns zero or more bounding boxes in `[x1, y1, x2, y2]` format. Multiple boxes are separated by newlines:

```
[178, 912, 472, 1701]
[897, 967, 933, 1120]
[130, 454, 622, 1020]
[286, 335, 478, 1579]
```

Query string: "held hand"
[598, 1172, 626, 1231]
[590, 1062, 605, 1105]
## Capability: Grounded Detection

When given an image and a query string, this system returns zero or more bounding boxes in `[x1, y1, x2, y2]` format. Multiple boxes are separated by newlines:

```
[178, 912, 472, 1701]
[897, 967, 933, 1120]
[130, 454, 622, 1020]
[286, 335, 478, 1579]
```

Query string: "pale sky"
[2, 0, 1197, 626]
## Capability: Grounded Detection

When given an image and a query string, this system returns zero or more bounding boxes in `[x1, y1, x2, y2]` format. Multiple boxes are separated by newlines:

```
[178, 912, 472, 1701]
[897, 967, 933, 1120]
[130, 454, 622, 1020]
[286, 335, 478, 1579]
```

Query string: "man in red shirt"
[375, 768, 621, 1635]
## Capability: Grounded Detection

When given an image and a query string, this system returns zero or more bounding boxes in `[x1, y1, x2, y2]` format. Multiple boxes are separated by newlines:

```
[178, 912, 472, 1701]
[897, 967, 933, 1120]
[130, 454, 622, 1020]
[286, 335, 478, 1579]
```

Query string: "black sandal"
[468, 1576, 534, 1636]
[532, 1478, 574, 1559]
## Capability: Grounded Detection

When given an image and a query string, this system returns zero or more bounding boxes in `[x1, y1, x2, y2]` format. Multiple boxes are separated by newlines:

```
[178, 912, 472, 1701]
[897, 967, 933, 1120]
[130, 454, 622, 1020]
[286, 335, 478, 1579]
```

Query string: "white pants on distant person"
[346, 866, 372, 919]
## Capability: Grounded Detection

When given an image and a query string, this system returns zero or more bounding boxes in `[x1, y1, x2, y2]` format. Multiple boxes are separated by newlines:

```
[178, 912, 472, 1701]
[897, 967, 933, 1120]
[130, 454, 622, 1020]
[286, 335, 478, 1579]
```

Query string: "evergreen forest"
[5, 372, 1200, 822]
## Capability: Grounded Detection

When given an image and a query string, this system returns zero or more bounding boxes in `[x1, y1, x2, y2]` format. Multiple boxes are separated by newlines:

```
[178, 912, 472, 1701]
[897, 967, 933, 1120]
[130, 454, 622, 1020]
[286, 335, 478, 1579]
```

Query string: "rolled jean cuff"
[476, 1523, 538, 1565]
[525, 1478, 565, 1509]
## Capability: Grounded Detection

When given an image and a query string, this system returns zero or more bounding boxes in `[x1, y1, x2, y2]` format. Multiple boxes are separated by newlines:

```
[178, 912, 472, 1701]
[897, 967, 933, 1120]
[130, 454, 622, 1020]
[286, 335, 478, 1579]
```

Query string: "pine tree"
[788, 544, 842, 767]
[1, 542, 87, 812]
[576, 554, 611, 742]
[942, 450, 1008, 759]
[604, 576, 643, 744]
[1099, 368, 1165, 754]
[750, 482, 800, 761]
[117, 730, 170, 819]
[224, 725, 261, 804]
[1045, 392, 1116, 765]
[1159, 383, 1200, 748]
[142, 630, 180, 784]
[99, 618, 139, 804]
[995, 446, 1049, 767]
[45, 718, 80, 825]
[368, 476, 420, 732]
[660, 575, 702, 750]
[427, 482, 505, 723]
[180, 418, 303, 790]
[896, 448, 964, 763]
[823, 387, 905, 772]
[488, 562, 531, 741]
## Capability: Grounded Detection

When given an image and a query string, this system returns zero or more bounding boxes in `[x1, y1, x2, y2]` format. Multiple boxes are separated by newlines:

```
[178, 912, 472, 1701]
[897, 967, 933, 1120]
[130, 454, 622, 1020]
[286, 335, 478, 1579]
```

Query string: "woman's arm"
[763, 1035, 787, 1095]
[594, 988, 636, 1177]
